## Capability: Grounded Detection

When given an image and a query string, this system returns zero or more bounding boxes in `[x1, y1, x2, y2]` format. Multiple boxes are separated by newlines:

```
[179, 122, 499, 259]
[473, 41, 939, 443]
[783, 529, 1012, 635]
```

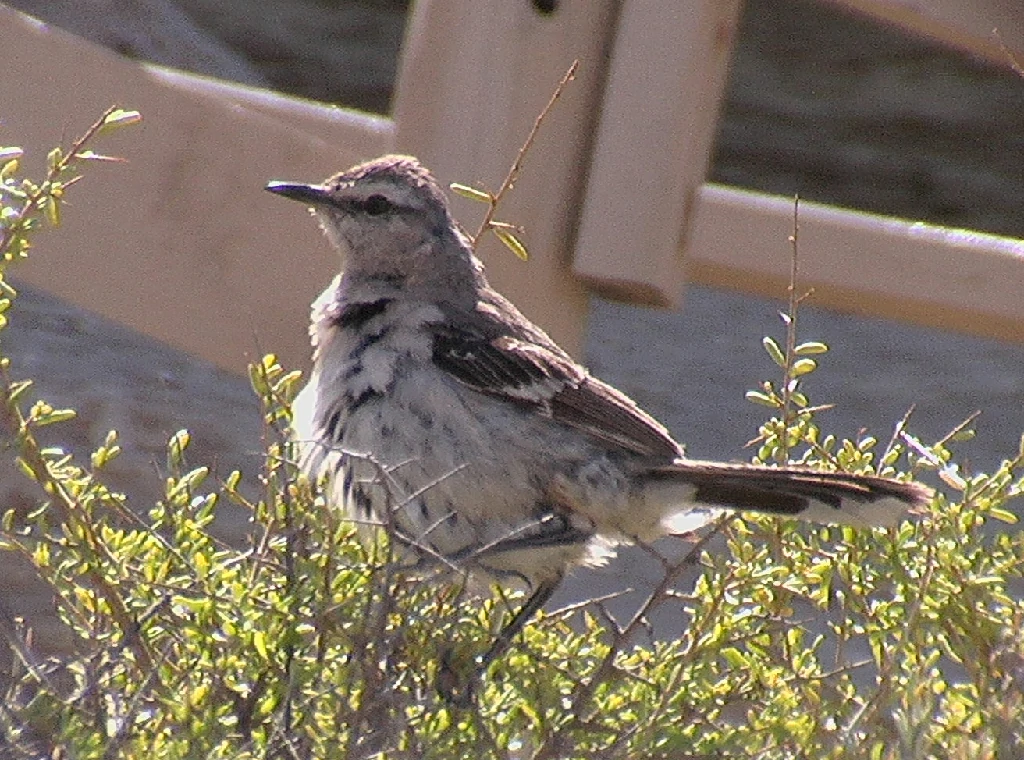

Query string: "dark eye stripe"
[327, 193, 409, 216]
[362, 194, 392, 216]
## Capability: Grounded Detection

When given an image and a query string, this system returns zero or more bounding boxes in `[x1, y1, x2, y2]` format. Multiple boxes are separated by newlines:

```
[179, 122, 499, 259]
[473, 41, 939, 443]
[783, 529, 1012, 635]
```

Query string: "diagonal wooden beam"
[688, 183, 1024, 341]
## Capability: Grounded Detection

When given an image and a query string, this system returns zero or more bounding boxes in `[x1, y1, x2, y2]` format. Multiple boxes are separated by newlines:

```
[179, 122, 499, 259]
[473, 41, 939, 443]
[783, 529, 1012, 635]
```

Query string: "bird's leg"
[480, 578, 560, 671]
[437, 577, 560, 706]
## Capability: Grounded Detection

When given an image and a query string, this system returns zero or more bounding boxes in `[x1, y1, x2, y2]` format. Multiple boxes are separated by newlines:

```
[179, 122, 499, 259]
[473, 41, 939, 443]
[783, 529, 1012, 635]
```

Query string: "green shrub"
[0, 110, 1022, 759]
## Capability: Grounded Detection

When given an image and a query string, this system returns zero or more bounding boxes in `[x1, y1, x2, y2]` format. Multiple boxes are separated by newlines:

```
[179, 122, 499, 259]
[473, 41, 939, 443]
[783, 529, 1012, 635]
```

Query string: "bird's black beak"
[265, 181, 330, 205]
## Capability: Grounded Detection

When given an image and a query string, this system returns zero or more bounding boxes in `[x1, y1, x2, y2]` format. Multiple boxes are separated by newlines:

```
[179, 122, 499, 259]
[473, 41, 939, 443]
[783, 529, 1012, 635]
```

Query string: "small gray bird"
[266, 155, 931, 686]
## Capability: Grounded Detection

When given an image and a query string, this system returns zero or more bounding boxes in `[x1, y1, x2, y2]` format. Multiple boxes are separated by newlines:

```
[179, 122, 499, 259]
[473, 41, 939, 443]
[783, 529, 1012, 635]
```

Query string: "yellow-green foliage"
[0, 111, 1022, 759]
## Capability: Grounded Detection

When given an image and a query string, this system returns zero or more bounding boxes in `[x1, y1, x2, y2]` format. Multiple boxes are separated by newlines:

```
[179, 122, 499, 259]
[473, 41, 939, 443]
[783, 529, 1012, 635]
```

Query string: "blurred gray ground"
[4, 0, 1024, 636]
[589, 287, 1024, 471]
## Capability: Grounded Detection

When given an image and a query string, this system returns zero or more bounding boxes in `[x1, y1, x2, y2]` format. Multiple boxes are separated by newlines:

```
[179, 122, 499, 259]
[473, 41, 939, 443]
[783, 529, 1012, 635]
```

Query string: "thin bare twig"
[878, 405, 916, 476]
[995, 29, 1024, 78]
[532, 515, 731, 759]
[780, 195, 814, 461]
[470, 60, 579, 249]
[934, 410, 982, 450]
[0, 106, 123, 260]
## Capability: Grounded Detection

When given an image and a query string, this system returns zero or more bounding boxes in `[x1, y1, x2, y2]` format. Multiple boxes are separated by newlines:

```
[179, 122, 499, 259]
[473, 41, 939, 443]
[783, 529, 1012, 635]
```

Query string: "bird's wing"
[430, 320, 682, 461]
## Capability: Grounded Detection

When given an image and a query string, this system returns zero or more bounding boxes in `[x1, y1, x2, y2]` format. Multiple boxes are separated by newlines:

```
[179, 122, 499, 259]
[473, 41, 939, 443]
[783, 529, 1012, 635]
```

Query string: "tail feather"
[652, 460, 932, 529]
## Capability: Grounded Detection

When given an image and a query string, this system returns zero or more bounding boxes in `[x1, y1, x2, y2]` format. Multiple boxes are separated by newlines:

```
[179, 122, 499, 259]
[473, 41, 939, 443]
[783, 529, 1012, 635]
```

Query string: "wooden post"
[572, 0, 744, 307]
[391, 0, 621, 356]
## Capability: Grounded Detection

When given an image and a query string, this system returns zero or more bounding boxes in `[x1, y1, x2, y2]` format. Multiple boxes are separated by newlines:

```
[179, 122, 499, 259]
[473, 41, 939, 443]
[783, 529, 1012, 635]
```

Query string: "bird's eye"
[362, 194, 392, 216]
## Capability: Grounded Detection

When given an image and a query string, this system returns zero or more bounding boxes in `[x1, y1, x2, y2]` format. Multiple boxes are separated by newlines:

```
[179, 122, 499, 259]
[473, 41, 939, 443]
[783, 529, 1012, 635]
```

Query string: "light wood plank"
[688, 183, 1024, 341]
[0, 6, 391, 376]
[146, 66, 395, 154]
[572, 0, 744, 308]
[391, 0, 621, 356]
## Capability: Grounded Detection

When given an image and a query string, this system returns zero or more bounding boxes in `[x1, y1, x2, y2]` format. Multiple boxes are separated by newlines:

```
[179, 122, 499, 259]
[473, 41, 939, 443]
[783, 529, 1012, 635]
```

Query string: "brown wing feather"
[550, 376, 682, 460]
[431, 325, 681, 460]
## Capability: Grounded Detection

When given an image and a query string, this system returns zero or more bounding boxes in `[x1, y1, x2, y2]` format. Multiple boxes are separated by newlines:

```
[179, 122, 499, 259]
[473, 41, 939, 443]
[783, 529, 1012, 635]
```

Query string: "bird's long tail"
[649, 460, 933, 531]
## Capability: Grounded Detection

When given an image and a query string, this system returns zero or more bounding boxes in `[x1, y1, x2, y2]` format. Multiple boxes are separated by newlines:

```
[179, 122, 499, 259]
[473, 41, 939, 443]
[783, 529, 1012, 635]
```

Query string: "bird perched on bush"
[267, 155, 931, 698]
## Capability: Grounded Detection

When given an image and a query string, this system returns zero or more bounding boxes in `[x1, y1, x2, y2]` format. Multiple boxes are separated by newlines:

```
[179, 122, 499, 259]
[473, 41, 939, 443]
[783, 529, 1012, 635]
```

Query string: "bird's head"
[268, 155, 476, 288]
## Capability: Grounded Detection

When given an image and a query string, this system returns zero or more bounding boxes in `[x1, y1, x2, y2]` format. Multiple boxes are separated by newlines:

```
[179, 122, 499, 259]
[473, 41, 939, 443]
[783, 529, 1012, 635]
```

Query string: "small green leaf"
[790, 358, 817, 377]
[794, 341, 829, 355]
[43, 196, 61, 227]
[746, 390, 780, 408]
[40, 407, 75, 424]
[100, 109, 143, 132]
[46, 148, 63, 172]
[253, 630, 269, 659]
[0, 163, 17, 184]
[8, 379, 32, 403]
[0, 147, 23, 163]
[988, 507, 1018, 524]
[762, 337, 786, 367]
[450, 182, 493, 204]
[194, 552, 210, 576]
[720, 647, 748, 668]
[15, 457, 36, 482]
[72, 150, 128, 163]
[880, 447, 900, 467]
[857, 436, 877, 451]
[949, 428, 976, 442]
[492, 225, 529, 261]
[224, 470, 242, 492]
[168, 430, 191, 465]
